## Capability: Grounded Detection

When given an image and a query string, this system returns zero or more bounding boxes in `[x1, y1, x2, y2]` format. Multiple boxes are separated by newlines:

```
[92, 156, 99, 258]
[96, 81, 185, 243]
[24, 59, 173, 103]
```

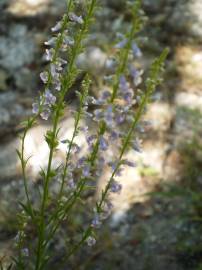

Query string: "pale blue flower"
[21, 248, 29, 257]
[115, 38, 128, 49]
[105, 58, 117, 72]
[101, 90, 111, 101]
[110, 130, 119, 140]
[123, 89, 134, 104]
[68, 179, 76, 190]
[115, 113, 125, 124]
[82, 165, 90, 177]
[132, 139, 142, 153]
[63, 36, 75, 47]
[91, 215, 101, 228]
[132, 42, 142, 58]
[45, 48, 55, 62]
[100, 201, 113, 220]
[44, 90, 56, 106]
[44, 37, 56, 46]
[99, 136, 108, 151]
[110, 180, 122, 194]
[86, 134, 96, 147]
[94, 109, 103, 121]
[51, 21, 62, 32]
[69, 13, 84, 24]
[40, 109, 51, 120]
[130, 66, 143, 86]
[77, 157, 86, 168]
[32, 103, 39, 114]
[40, 71, 49, 83]
[119, 75, 129, 92]
[123, 160, 136, 167]
[104, 105, 114, 126]
[80, 126, 89, 133]
[14, 232, 20, 243]
[54, 79, 61, 91]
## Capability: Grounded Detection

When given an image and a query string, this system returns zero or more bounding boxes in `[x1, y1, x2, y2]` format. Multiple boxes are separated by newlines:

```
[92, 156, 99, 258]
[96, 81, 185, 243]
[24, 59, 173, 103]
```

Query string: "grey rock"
[0, 91, 29, 137]
[77, 47, 107, 75]
[0, 24, 36, 70]
[0, 69, 8, 91]
[0, 139, 19, 179]
[168, 0, 202, 40]
[0, 0, 9, 8]
[103, 0, 125, 10]
[15, 67, 38, 91]
[0, 108, 10, 125]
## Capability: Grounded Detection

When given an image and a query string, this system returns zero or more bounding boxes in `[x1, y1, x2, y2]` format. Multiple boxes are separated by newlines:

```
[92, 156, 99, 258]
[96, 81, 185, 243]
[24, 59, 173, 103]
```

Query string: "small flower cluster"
[32, 10, 85, 121]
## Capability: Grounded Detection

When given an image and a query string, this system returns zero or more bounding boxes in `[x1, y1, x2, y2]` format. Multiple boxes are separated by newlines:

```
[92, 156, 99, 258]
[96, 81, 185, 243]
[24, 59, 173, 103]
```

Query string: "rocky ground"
[0, 0, 202, 269]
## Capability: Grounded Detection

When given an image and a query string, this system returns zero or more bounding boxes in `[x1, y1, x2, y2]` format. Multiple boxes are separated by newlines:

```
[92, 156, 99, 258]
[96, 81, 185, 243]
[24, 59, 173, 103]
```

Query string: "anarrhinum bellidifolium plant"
[5, 0, 168, 269]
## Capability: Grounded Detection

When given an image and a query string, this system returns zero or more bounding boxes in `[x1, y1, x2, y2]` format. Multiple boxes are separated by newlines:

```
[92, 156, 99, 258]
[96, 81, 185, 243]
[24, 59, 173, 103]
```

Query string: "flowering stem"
[110, 0, 141, 102]
[35, 1, 97, 269]
[64, 48, 168, 262]
[14, 0, 169, 268]
[97, 48, 169, 211]
[90, 0, 142, 166]
[44, 179, 86, 248]
[44, 0, 97, 231]
[59, 78, 90, 198]
[18, 118, 36, 221]
[44, 77, 91, 240]
[44, 1, 143, 251]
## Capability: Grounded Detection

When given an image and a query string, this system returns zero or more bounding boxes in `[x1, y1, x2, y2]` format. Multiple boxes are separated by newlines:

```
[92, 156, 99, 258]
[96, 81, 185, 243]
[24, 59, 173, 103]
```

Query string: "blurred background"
[0, 0, 202, 269]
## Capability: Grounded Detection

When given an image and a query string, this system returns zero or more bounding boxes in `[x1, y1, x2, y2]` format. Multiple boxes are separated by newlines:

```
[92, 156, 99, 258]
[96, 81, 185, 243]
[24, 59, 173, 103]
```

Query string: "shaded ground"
[0, 0, 202, 269]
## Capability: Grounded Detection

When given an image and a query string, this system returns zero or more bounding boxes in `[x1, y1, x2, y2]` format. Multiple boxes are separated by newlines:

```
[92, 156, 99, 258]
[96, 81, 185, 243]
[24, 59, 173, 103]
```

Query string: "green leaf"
[83, 185, 96, 191]
[18, 202, 32, 218]
[16, 149, 22, 160]
[24, 155, 32, 166]
[7, 264, 13, 270]
[45, 130, 59, 148]
[39, 167, 46, 178]
[49, 170, 57, 178]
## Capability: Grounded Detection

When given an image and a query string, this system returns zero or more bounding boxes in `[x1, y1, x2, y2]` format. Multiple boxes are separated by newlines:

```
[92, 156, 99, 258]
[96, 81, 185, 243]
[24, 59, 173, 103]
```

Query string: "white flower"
[40, 109, 51, 120]
[44, 90, 56, 106]
[86, 236, 96, 246]
[40, 71, 49, 83]
[69, 13, 84, 24]
[51, 21, 62, 32]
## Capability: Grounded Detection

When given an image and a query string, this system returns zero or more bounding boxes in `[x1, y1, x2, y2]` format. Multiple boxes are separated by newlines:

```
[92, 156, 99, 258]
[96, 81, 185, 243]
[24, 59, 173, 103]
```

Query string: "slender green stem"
[90, 1, 142, 165]
[35, 2, 75, 268]
[35, 1, 97, 269]
[97, 48, 169, 211]
[44, 180, 86, 248]
[20, 120, 36, 221]
[63, 48, 168, 264]
[44, 1, 142, 249]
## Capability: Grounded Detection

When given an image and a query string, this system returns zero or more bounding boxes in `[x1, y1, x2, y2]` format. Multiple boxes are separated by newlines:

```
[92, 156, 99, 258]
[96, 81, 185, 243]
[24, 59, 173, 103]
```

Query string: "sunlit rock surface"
[145, 102, 173, 134]
[0, 112, 86, 180]
[175, 92, 202, 112]
[7, 0, 51, 16]
[175, 46, 202, 91]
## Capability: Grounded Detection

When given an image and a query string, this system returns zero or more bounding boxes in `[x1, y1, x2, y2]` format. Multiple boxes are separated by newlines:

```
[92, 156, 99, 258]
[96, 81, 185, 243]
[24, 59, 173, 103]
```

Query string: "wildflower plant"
[4, 0, 168, 269]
